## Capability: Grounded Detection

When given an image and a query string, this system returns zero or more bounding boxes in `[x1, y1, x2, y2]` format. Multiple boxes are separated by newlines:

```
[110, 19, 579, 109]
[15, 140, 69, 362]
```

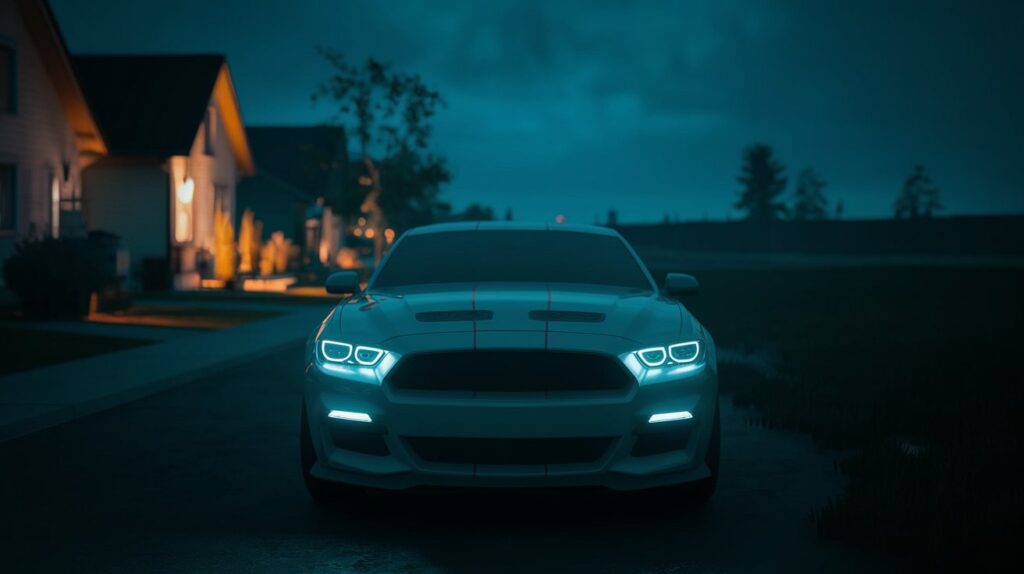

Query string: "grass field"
[655, 265, 1024, 569]
[88, 305, 282, 330]
[0, 327, 152, 377]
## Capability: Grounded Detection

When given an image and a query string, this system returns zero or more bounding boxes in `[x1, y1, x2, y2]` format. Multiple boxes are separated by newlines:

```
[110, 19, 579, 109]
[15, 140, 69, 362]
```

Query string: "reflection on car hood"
[327, 282, 699, 351]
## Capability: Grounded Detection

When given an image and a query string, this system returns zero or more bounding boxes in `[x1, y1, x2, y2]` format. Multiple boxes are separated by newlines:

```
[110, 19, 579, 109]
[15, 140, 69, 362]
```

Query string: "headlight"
[636, 347, 668, 367]
[320, 340, 353, 362]
[668, 341, 700, 363]
[634, 340, 702, 367]
[318, 339, 386, 367]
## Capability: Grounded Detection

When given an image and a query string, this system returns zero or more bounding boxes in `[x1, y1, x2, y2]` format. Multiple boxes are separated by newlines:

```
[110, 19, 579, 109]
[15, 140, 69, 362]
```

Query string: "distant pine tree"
[735, 144, 788, 222]
[834, 199, 844, 220]
[895, 164, 942, 219]
[790, 168, 828, 221]
[504, 208, 513, 221]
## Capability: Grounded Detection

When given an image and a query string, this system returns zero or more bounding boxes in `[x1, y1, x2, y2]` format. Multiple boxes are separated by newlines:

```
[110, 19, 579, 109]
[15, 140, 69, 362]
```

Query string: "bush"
[2, 236, 113, 319]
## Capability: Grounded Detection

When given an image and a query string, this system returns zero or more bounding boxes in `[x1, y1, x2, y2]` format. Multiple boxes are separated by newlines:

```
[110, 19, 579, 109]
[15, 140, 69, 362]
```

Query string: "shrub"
[2, 236, 113, 319]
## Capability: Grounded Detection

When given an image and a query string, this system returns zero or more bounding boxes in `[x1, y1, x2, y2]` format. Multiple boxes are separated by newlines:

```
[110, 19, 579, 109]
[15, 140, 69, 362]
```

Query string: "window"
[60, 181, 82, 212]
[50, 170, 60, 238]
[174, 177, 195, 243]
[372, 230, 654, 291]
[0, 164, 15, 231]
[0, 44, 14, 113]
[203, 107, 216, 155]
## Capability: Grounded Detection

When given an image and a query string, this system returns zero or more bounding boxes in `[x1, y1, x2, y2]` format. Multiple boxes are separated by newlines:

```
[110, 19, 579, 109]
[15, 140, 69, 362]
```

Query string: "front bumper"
[303, 358, 717, 491]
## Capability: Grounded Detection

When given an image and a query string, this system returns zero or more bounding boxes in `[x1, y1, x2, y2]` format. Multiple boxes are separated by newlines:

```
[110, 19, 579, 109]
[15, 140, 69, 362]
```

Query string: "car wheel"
[300, 402, 367, 507]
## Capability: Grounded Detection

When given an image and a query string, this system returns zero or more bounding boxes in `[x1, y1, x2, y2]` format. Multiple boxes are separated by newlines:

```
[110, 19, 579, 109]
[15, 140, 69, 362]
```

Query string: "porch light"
[177, 177, 195, 204]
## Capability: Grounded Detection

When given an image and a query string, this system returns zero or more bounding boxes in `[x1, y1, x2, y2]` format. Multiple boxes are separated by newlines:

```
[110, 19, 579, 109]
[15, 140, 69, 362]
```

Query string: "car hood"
[325, 283, 699, 353]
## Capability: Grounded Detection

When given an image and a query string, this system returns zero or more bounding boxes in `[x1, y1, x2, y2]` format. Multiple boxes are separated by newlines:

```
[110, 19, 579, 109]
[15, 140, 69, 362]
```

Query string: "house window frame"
[49, 168, 59, 238]
[0, 36, 16, 115]
[0, 163, 17, 233]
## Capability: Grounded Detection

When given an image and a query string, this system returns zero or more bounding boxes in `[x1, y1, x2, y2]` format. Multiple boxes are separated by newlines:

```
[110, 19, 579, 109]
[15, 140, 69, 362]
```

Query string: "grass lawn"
[88, 305, 283, 330]
[656, 265, 1024, 569]
[0, 327, 152, 377]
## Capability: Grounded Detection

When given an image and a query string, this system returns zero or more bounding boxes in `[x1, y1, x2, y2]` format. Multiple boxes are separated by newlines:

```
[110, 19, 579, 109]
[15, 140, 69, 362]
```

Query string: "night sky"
[51, 0, 1023, 223]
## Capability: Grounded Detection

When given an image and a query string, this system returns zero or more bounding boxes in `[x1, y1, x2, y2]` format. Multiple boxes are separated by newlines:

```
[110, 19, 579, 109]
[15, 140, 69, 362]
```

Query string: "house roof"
[237, 170, 315, 204]
[246, 126, 350, 197]
[73, 55, 254, 174]
[14, 0, 106, 156]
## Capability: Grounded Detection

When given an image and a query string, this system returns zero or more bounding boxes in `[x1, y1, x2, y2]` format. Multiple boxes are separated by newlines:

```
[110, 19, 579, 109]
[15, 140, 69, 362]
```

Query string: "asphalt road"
[0, 345, 889, 573]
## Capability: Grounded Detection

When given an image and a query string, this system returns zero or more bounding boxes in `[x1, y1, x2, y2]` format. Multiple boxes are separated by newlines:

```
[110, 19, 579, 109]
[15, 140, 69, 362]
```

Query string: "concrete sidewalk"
[1, 319, 199, 341]
[0, 304, 332, 442]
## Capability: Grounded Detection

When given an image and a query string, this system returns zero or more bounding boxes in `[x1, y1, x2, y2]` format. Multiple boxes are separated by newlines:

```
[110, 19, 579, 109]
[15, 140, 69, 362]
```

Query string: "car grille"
[385, 350, 635, 393]
[404, 436, 614, 465]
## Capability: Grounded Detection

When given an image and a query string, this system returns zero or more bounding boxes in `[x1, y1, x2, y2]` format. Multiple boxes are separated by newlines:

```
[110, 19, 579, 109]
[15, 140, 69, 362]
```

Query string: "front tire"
[300, 402, 366, 507]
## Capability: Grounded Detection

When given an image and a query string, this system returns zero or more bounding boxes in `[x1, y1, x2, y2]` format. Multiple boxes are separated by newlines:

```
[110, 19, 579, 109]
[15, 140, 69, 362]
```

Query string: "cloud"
[52, 0, 1024, 220]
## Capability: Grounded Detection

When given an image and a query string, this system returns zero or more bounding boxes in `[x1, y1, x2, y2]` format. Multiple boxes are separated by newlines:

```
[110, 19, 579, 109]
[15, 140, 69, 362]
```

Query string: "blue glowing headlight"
[668, 341, 700, 363]
[354, 346, 385, 366]
[318, 339, 386, 367]
[636, 347, 668, 367]
[634, 340, 702, 368]
[320, 340, 353, 362]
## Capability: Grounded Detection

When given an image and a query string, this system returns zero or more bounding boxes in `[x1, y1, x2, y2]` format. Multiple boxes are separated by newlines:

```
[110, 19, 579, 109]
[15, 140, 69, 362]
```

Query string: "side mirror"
[325, 271, 360, 295]
[664, 273, 699, 296]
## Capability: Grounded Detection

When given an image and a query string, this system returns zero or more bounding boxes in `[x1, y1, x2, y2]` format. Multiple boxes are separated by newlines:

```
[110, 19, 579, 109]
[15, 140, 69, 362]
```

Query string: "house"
[233, 170, 309, 252]
[0, 0, 107, 274]
[74, 54, 254, 289]
[240, 125, 349, 264]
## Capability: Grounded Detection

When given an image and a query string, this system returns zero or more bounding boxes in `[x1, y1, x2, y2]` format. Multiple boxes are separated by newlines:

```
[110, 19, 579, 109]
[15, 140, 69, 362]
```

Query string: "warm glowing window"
[0, 44, 14, 113]
[175, 177, 195, 243]
[0, 164, 15, 231]
[50, 171, 60, 238]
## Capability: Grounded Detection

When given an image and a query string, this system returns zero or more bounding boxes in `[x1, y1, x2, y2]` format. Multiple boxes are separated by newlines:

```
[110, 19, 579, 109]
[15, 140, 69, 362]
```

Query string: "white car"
[301, 222, 719, 503]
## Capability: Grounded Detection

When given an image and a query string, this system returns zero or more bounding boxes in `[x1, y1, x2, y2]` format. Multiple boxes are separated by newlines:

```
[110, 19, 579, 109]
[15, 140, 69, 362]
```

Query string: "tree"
[790, 168, 828, 221]
[735, 144, 788, 222]
[894, 164, 941, 219]
[451, 203, 495, 222]
[834, 199, 844, 220]
[314, 49, 450, 263]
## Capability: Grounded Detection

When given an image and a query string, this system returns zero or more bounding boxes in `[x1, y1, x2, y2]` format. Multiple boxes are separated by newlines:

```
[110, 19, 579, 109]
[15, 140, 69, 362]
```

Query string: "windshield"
[372, 230, 653, 290]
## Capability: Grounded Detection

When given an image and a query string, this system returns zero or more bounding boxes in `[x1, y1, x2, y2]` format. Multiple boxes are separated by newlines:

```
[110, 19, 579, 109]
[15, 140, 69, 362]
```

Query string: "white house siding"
[82, 94, 239, 289]
[182, 97, 237, 256]
[166, 97, 237, 289]
[82, 164, 168, 269]
[0, 0, 83, 276]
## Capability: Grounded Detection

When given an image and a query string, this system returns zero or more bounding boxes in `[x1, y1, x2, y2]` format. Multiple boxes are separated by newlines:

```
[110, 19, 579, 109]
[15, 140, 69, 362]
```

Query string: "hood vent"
[529, 310, 605, 323]
[416, 310, 493, 322]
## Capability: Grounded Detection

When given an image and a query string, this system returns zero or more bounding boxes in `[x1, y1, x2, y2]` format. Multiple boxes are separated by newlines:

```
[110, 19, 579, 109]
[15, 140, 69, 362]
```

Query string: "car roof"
[404, 221, 621, 237]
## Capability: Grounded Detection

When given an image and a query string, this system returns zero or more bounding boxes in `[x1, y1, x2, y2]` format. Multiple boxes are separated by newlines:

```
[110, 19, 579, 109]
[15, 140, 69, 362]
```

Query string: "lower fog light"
[648, 411, 693, 423]
[328, 410, 373, 423]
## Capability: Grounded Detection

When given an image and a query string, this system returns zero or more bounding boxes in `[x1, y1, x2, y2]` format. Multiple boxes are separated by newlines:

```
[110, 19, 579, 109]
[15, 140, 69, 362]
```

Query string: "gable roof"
[237, 170, 314, 204]
[73, 54, 253, 174]
[246, 126, 349, 197]
[14, 0, 106, 156]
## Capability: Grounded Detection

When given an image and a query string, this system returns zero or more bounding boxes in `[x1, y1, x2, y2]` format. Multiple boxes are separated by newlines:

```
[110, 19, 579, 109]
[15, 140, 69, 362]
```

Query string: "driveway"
[0, 345, 891, 573]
